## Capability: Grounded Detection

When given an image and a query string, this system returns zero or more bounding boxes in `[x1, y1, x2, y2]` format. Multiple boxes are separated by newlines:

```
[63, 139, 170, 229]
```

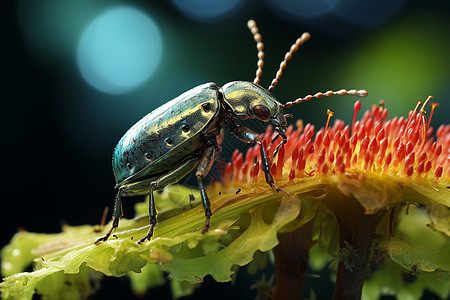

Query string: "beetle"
[95, 20, 367, 244]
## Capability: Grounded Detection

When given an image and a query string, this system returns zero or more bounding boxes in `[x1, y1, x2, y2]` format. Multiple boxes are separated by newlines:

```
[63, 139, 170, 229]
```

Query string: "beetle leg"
[137, 157, 200, 243]
[95, 186, 124, 245]
[196, 141, 221, 233]
[228, 124, 282, 192]
[138, 183, 157, 244]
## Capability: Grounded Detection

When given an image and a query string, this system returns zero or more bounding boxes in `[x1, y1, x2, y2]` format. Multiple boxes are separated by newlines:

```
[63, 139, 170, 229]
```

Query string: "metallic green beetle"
[96, 20, 367, 244]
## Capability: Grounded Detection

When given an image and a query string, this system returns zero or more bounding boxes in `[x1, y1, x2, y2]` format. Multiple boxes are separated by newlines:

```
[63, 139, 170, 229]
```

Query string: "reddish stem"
[324, 193, 384, 300]
[273, 220, 314, 300]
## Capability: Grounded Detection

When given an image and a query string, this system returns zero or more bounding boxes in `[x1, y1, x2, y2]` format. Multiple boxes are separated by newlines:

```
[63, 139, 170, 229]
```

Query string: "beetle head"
[221, 81, 288, 142]
[221, 80, 286, 128]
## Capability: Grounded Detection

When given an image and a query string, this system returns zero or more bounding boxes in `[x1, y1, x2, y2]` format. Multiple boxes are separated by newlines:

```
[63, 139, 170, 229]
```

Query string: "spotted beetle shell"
[113, 83, 220, 187]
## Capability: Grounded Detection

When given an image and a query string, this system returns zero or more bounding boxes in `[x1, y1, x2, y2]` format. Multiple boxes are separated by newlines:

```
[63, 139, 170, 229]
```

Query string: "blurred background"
[2, 0, 449, 299]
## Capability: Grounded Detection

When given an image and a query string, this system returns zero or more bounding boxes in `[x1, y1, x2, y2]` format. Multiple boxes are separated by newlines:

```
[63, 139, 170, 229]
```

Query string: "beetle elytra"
[95, 20, 367, 245]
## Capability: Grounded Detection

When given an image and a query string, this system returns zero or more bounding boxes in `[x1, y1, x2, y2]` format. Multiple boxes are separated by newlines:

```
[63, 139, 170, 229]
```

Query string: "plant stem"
[273, 220, 314, 300]
[325, 194, 383, 300]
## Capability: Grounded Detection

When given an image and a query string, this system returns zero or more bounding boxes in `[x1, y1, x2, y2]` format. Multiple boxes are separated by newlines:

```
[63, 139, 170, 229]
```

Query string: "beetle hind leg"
[95, 187, 124, 245]
[137, 157, 200, 243]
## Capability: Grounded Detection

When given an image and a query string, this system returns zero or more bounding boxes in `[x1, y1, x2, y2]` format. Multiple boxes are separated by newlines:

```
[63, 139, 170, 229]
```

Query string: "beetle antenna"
[284, 89, 368, 108]
[268, 32, 311, 92]
[247, 20, 265, 85]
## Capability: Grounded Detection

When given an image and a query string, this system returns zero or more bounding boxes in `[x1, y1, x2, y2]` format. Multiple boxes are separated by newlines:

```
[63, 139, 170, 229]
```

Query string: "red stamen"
[364, 151, 372, 171]
[374, 121, 382, 136]
[411, 130, 420, 147]
[418, 152, 427, 163]
[427, 103, 439, 128]
[251, 161, 260, 184]
[359, 136, 370, 154]
[350, 132, 358, 152]
[366, 118, 374, 137]
[337, 161, 346, 173]
[320, 163, 328, 175]
[376, 127, 385, 141]
[276, 144, 285, 178]
[271, 163, 277, 177]
[379, 138, 388, 154]
[353, 121, 360, 136]
[435, 166, 443, 178]
[245, 147, 254, 164]
[315, 130, 324, 147]
[417, 161, 424, 174]
[325, 109, 334, 132]
[242, 162, 249, 183]
[231, 149, 239, 162]
[393, 137, 400, 150]
[289, 169, 295, 181]
[297, 158, 306, 172]
[328, 152, 334, 163]
[371, 104, 379, 120]
[405, 165, 414, 177]
[305, 129, 313, 142]
[381, 108, 388, 120]
[394, 143, 406, 167]
[405, 152, 415, 167]
[323, 134, 330, 149]
[343, 125, 350, 138]
[368, 137, 379, 154]
[317, 148, 326, 166]
[358, 124, 366, 141]
[352, 100, 361, 134]
[405, 142, 414, 155]
[291, 147, 299, 164]
[434, 144, 443, 157]
[419, 96, 432, 114]
[333, 130, 342, 149]
[305, 140, 314, 156]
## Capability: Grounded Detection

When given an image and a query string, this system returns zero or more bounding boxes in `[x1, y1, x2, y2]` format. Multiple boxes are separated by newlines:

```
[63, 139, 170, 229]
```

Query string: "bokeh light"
[76, 6, 163, 94]
[16, 0, 101, 64]
[171, 0, 243, 22]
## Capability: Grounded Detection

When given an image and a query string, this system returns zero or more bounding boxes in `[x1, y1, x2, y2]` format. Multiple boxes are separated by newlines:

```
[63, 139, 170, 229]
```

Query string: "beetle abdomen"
[113, 83, 220, 186]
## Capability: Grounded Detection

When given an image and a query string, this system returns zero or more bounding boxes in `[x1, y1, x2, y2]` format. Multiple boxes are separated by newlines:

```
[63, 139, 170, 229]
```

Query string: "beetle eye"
[253, 105, 270, 120]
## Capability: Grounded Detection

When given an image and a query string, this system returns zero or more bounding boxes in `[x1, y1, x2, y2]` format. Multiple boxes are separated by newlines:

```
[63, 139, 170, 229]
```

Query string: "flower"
[216, 97, 449, 299]
[1, 99, 448, 300]
[224, 97, 447, 188]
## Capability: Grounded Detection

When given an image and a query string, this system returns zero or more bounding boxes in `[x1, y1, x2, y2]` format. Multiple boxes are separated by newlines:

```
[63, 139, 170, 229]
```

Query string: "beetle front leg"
[229, 124, 282, 192]
[95, 187, 124, 245]
[196, 142, 221, 233]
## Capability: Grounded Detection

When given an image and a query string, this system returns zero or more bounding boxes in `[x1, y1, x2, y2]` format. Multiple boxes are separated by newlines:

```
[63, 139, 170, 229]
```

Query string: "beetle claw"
[137, 235, 150, 244]
[138, 223, 155, 244]
[201, 216, 211, 234]
[269, 182, 289, 196]
[94, 237, 106, 245]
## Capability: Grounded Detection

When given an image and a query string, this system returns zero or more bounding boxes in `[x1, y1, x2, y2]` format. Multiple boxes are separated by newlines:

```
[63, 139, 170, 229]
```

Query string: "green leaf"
[128, 263, 165, 297]
[362, 259, 450, 300]
[1, 184, 302, 299]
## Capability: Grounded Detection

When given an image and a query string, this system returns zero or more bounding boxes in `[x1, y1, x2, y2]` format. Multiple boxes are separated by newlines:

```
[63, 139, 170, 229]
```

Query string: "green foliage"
[1, 174, 449, 299]
[1, 185, 301, 299]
